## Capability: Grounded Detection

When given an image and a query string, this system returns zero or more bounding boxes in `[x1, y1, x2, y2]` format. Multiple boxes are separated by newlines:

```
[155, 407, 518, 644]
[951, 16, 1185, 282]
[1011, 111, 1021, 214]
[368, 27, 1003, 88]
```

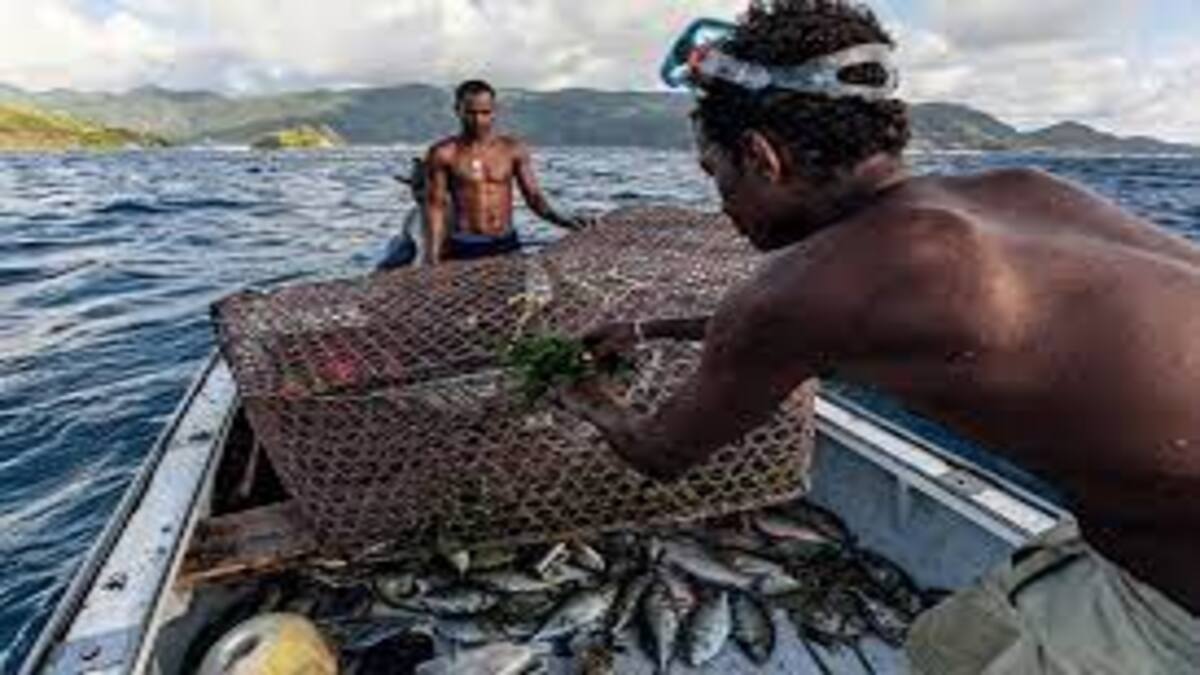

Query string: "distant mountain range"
[0, 83, 1195, 155]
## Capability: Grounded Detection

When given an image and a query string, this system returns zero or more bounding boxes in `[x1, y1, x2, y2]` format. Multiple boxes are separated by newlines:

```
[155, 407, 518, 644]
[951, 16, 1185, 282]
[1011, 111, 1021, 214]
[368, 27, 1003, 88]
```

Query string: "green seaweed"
[501, 333, 633, 404]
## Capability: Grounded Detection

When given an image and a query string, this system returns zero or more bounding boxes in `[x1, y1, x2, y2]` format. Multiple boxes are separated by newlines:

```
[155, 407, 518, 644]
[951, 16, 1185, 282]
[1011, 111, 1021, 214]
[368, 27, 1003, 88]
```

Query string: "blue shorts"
[446, 231, 521, 261]
[376, 230, 521, 271]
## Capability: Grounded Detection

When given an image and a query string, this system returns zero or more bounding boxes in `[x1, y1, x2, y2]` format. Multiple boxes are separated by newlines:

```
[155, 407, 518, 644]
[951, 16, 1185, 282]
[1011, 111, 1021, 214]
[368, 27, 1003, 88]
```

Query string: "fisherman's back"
[831, 169, 1200, 613]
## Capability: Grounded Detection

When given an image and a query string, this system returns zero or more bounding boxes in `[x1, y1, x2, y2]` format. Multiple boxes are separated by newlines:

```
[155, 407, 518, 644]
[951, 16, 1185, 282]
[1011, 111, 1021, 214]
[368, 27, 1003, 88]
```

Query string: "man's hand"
[582, 322, 639, 370]
[566, 212, 600, 230]
[555, 379, 633, 447]
[556, 379, 687, 481]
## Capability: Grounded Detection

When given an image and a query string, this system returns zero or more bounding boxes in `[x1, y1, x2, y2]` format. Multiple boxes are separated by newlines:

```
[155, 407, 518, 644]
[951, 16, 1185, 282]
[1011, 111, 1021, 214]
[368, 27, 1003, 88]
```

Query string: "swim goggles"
[660, 18, 899, 101]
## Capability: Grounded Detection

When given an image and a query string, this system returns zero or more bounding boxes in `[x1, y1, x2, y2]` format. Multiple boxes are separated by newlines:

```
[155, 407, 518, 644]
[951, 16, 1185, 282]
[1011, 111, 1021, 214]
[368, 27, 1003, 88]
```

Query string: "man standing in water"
[423, 80, 591, 264]
[563, 2, 1200, 671]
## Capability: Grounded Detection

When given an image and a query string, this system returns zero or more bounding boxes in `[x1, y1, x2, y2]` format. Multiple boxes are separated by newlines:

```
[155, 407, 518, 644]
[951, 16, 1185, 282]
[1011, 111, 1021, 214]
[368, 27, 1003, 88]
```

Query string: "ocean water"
[0, 147, 1197, 669]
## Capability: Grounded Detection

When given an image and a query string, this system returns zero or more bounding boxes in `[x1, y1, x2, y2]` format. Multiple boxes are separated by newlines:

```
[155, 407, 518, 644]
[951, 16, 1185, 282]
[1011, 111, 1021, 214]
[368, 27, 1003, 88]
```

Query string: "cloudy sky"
[1, 0, 1197, 141]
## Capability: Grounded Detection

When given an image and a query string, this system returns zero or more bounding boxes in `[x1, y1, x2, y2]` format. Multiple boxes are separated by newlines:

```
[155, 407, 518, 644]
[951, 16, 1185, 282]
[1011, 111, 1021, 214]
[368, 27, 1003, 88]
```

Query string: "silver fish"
[414, 642, 545, 675]
[399, 586, 499, 615]
[792, 589, 866, 646]
[444, 550, 472, 576]
[855, 550, 916, 596]
[570, 541, 607, 574]
[472, 570, 560, 594]
[541, 561, 595, 587]
[471, 547, 520, 572]
[367, 600, 429, 623]
[533, 543, 570, 579]
[333, 620, 427, 653]
[436, 615, 512, 645]
[373, 573, 418, 605]
[661, 539, 757, 591]
[436, 614, 542, 645]
[754, 514, 834, 546]
[722, 551, 803, 595]
[853, 589, 911, 647]
[532, 583, 619, 641]
[641, 579, 681, 673]
[731, 593, 775, 666]
[659, 567, 698, 616]
[495, 591, 560, 623]
[645, 536, 664, 565]
[608, 573, 653, 637]
[708, 528, 772, 554]
[684, 590, 731, 667]
[784, 500, 851, 542]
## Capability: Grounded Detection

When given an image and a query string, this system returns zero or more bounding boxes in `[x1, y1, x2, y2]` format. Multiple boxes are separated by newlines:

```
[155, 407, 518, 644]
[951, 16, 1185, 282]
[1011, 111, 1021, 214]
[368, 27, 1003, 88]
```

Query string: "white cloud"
[0, 0, 1196, 142]
[898, 0, 1200, 141]
[923, 0, 1138, 49]
[0, 1, 176, 91]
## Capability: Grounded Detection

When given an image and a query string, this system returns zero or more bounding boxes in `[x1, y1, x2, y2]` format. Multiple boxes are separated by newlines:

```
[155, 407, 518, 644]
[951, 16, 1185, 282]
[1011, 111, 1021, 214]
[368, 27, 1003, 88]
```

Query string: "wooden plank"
[178, 501, 317, 587]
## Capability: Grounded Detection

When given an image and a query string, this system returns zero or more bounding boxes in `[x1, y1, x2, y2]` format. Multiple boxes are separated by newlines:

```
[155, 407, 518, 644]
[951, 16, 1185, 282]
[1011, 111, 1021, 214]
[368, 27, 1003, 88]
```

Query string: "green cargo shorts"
[906, 520, 1199, 674]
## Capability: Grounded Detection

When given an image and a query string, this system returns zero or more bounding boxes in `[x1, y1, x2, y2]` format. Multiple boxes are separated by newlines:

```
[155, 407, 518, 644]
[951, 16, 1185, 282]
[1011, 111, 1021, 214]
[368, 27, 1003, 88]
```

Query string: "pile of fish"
[259, 499, 941, 673]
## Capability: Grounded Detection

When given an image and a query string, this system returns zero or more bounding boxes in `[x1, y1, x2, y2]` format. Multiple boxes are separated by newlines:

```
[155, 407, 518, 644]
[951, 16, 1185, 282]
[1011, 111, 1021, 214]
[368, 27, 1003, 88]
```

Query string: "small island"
[0, 103, 167, 151]
[251, 124, 345, 150]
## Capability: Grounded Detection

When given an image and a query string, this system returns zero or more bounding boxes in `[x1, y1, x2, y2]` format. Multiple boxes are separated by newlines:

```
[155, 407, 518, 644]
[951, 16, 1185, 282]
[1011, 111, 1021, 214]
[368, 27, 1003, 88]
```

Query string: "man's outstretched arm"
[562, 294, 814, 480]
[514, 142, 592, 230]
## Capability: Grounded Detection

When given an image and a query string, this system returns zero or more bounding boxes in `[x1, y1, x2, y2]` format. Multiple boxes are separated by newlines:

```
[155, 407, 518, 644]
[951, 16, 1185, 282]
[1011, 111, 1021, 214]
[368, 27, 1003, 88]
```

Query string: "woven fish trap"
[213, 207, 814, 556]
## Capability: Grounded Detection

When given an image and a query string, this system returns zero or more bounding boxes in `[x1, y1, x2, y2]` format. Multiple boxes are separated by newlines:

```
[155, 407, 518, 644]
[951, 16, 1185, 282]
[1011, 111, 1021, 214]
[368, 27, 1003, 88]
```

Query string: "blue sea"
[1, 147, 1197, 669]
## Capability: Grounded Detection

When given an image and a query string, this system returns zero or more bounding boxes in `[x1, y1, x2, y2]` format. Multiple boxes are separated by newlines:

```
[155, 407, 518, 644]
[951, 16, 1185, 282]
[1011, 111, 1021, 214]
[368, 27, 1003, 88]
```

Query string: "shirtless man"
[562, 2, 1200, 671]
[424, 79, 590, 264]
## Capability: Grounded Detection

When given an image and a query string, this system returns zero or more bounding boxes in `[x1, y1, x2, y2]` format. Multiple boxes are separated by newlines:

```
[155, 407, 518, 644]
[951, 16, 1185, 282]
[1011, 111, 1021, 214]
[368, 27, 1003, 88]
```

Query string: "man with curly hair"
[564, 1, 1200, 671]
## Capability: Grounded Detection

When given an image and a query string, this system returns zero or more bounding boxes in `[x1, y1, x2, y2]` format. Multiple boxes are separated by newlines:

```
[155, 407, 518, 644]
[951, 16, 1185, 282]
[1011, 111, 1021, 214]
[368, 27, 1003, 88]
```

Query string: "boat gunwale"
[19, 352, 235, 675]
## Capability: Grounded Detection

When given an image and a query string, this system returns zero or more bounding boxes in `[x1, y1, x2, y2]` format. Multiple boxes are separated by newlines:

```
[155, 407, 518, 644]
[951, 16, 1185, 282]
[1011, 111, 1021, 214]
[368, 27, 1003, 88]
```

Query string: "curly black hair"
[455, 79, 496, 105]
[696, 0, 910, 183]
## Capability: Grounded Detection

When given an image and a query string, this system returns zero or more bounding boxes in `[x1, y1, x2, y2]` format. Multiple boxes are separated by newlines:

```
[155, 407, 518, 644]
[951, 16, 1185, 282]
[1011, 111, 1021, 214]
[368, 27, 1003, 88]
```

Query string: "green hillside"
[251, 124, 345, 149]
[0, 103, 167, 151]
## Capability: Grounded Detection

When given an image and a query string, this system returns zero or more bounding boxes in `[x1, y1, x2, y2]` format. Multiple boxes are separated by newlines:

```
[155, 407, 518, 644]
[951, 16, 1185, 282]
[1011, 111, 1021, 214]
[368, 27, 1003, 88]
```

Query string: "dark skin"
[425, 91, 590, 263]
[563, 118, 1200, 615]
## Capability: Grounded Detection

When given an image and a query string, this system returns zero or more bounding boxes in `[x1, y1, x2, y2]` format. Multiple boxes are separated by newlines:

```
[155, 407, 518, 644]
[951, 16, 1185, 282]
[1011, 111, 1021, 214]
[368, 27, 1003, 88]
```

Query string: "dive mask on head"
[660, 17, 899, 101]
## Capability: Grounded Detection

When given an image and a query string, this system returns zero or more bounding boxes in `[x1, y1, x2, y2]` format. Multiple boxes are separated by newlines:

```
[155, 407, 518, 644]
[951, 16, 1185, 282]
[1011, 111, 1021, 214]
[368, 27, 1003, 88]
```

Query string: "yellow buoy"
[198, 613, 338, 675]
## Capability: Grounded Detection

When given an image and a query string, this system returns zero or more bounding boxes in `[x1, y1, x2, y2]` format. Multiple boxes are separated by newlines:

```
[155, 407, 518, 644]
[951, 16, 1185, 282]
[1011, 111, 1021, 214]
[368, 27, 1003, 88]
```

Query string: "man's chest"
[450, 153, 514, 185]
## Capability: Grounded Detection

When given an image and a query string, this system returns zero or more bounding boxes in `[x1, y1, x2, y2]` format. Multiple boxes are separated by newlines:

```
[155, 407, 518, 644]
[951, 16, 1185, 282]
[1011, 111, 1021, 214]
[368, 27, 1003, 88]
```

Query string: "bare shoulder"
[766, 203, 985, 302]
[964, 166, 1108, 205]
[426, 137, 459, 165]
[498, 135, 531, 158]
[718, 205, 994, 363]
